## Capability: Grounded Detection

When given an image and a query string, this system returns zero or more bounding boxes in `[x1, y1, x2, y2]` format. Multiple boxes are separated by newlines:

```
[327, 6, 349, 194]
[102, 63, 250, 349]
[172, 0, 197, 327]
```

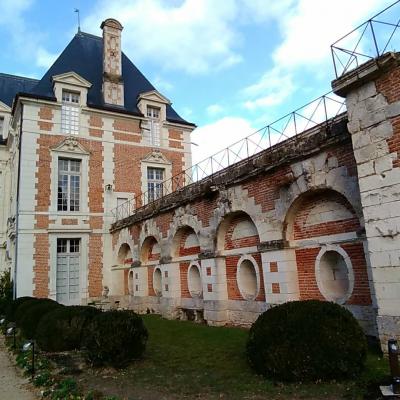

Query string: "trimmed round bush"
[36, 305, 101, 352]
[5, 296, 35, 322]
[19, 300, 63, 338]
[83, 310, 148, 368]
[246, 300, 367, 382]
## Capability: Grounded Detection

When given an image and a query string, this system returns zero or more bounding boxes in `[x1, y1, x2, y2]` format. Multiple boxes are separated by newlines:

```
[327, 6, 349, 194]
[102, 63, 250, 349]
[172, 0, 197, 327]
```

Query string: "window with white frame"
[61, 90, 80, 135]
[147, 167, 164, 202]
[56, 238, 80, 304]
[146, 106, 161, 146]
[58, 158, 81, 211]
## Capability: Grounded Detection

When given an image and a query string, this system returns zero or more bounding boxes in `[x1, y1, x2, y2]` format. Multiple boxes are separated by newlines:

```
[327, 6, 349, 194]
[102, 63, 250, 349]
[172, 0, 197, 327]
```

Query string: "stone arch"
[285, 188, 371, 308]
[277, 154, 363, 226]
[140, 236, 161, 264]
[216, 211, 260, 252]
[211, 187, 272, 245]
[283, 188, 360, 243]
[117, 243, 132, 265]
[172, 226, 200, 258]
[167, 205, 205, 256]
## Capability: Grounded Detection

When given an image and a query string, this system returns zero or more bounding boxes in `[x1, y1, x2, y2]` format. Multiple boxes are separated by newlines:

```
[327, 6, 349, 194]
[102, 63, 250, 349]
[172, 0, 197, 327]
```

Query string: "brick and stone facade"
[0, 15, 399, 348]
[107, 52, 400, 347]
[0, 18, 194, 306]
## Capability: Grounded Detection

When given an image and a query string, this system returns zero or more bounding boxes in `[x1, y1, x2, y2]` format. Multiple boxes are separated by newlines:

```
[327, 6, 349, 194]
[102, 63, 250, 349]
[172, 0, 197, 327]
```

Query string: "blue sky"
[0, 0, 396, 164]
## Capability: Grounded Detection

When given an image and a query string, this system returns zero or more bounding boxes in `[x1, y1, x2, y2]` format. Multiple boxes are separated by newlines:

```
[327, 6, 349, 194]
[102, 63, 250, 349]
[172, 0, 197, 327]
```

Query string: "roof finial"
[74, 8, 81, 33]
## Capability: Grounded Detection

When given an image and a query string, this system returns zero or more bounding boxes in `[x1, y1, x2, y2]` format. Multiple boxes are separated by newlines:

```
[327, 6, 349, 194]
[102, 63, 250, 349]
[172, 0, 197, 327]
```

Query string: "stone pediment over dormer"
[138, 90, 171, 105]
[51, 136, 90, 155]
[0, 100, 11, 112]
[137, 90, 171, 122]
[142, 150, 171, 165]
[52, 72, 92, 88]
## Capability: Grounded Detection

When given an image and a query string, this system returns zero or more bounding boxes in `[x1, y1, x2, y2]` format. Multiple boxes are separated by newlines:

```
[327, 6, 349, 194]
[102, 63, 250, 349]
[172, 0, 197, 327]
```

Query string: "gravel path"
[0, 338, 38, 400]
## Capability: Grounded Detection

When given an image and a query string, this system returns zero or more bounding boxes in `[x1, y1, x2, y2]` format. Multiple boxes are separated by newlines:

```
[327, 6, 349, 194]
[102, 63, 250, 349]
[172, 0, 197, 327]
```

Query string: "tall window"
[146, 106, 161, 146]
[58, 158, 81, 211]
[61, 91, 80, 135]
[147, 167, 164, 202]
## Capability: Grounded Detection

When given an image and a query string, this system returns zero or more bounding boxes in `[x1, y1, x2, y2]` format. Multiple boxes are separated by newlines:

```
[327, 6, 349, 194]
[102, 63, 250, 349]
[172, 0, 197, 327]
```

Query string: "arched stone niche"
[315, 245, 354, 304]
[216, 211, 259, 252]
[187, 262, 202, 298]
[236, 255, 260, 301]
[172, 226, 200, 258]
[117, 243, 132, 265]
[140, 236, 160, 264]
[153, 267, 162, 296]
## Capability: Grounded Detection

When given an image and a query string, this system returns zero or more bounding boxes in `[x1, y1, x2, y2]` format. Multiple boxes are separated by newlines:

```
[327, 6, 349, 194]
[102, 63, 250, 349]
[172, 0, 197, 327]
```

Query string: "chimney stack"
[100, 18, 124, 106]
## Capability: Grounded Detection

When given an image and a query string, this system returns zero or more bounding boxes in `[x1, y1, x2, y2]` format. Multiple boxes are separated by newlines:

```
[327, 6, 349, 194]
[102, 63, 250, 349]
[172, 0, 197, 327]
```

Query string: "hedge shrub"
[246, 300, 367, 382]
[36, 306, 101, 352]
[5, 296, 36, 322]
[19, 300, 63, 338]
[0, 269, 12, 315]
[83, 310, 148, 368]
[15, 298, 58, 325]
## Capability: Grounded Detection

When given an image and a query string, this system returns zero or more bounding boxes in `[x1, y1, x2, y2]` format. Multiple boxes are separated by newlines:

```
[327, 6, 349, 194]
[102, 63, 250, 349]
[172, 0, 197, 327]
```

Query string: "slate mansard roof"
[0, 32, 193, 126]
[0, 74, 39, 108]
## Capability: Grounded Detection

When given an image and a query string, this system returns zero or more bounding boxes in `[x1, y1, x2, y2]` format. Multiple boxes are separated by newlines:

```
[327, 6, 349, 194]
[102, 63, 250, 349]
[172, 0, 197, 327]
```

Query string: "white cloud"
[191, 116, 255, 165]
[240, 0, 386, 111]
[181, 106, 194, 120]
[152, 75, 174, 93]
[273, 0, 383, 69]
[0, 0, 59, 70]
[83, 0, 296, 75]
[242, 67, 294, 110]
[36, 47, 58, 69]
[83, 0, 242, 74]
[206, 103, 224, 116]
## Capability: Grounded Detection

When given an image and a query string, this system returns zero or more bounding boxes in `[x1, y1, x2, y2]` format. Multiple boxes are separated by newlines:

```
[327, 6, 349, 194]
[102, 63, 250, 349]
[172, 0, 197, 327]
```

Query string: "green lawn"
[79, 315, 389, 400]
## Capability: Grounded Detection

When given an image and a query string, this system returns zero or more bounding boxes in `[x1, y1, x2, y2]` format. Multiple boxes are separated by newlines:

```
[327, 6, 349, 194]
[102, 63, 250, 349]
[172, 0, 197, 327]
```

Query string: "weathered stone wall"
[333, 52, 400, 346]
[111, 115, 376, 334]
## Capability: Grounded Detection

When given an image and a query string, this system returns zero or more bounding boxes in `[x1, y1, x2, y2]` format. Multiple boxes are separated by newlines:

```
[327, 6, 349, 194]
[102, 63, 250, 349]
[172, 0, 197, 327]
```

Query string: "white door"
[56, 238, 81, 304]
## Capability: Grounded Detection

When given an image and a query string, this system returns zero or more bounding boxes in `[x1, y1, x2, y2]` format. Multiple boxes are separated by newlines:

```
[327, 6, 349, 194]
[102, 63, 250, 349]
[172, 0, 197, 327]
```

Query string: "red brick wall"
[180, 262, 191, 298]
[113, 145, 184, 199]
[148, 266, 156, 296]
[89, 114, 103, 138]
[88, 234, 103, 297]
[88, 140, 104, 213]
[33, 234, 50, 298]
[37, 107, 54, 131]
[376, 67, 400, 167]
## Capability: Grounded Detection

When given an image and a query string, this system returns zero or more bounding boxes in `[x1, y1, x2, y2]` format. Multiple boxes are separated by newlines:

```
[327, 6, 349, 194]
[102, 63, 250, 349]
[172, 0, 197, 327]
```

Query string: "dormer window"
[61, 90, 80, 135]
[146, 106, 161, 146]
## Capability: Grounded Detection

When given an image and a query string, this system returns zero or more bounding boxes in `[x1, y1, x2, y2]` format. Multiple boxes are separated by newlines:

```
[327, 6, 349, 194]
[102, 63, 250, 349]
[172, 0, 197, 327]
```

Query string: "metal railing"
[331, 0, 400, 78]
[111, 92, 346, 221]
